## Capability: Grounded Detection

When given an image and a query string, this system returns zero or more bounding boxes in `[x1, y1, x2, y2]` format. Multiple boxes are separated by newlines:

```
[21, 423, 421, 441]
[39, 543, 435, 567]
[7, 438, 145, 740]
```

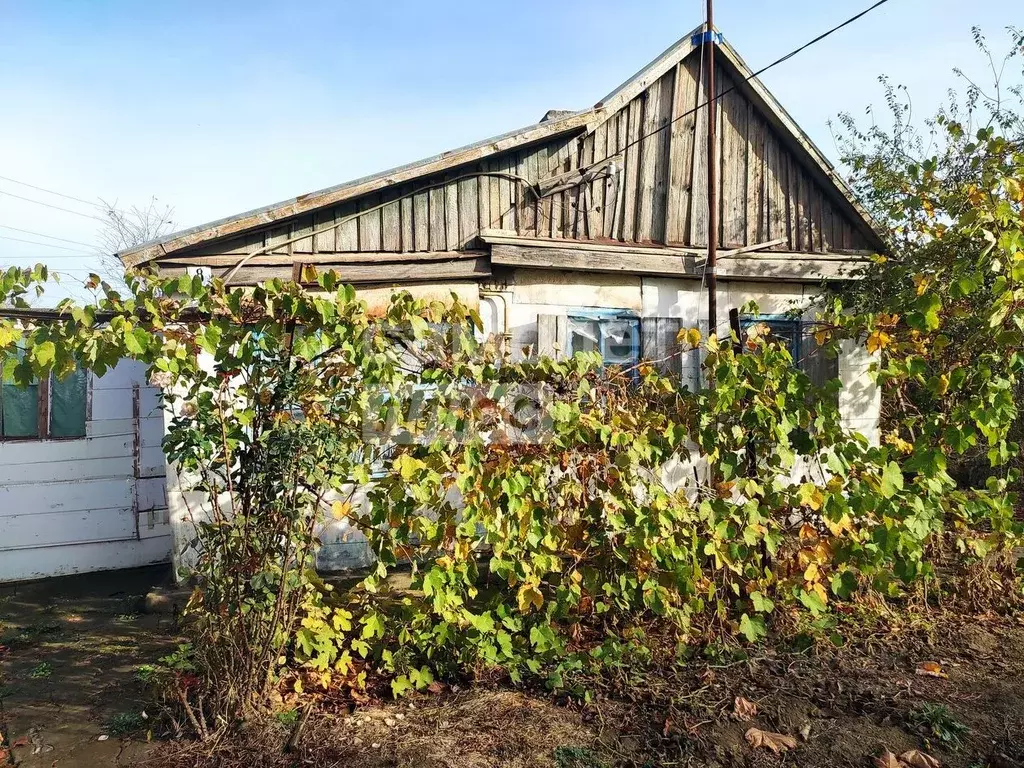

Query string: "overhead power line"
[0, 189, 107, 222]
[617, 0, 894, 157]
[0, 233, 95, 252]
[0, 224, 96, 249]
[0, 174, 112, 210]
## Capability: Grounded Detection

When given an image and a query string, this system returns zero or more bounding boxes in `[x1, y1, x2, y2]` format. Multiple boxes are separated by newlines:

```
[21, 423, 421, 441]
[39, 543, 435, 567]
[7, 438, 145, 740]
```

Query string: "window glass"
[568, 319, 601, 355]
[568, 313, 640, 370]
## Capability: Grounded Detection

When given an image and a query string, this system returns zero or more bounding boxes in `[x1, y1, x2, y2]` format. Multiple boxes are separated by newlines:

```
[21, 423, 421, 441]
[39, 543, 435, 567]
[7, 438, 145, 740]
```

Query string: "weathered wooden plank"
[292, 215, 315, 254]
[800, 167, 814, 252]
[621, 96, 644, 242]
[458, 175, 479, 247]
[476, 163, 490, 235]
[400, 195, 415, 252]
[609, 112, 628, 239]
[162, 250, 479, 267]
[479, 229, 703, 255]
[336, 201, 360, 252]
[313, 210, 336, 253]
[491, 243, 694, 276]
[787, 155, 801, 251]
[666, 58, 698, 245]
[164, 256, 492, 286]
[746, 107, 766, 246]
[413, 186, 431, 252]
[500, 153, 517, 232]
[821, 198, 834, 252]
[358, 195, 382, 252]
[547, 142, 566, 238]
[720, 73, 748, 248]
[487, 158, 503, 230]
[444, 179, 460, 250]
[689, 58, 710, 249]
[550, 139, 568, 238]
[429, 185, 447, 251]
[589, 122, 607, 238]
[637, 70, 673, 243]
[764, 127, 787, 248]
[381, 194, 402, 252]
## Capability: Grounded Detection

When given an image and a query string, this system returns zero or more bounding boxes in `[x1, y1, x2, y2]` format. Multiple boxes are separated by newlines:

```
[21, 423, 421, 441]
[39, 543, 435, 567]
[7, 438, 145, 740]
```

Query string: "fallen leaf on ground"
[11, 736, 28, 748]
[915, 661, 948, 678]
[875, 750, 902, 768]
[733, 696, 758, 721]
[799, 722, 811, 741]
[900, 749, 941, 768]
[745, 727, 798, 754]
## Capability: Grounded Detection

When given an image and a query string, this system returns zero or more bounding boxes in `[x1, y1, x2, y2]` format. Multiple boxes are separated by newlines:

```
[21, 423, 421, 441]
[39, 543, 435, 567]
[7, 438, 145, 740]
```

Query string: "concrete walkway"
[0, 566, 180, 767]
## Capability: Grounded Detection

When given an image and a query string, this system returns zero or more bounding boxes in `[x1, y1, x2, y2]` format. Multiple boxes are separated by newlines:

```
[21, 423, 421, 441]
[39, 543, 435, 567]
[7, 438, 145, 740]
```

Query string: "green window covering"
[1, 382, 39, 437]
[50, 367, 87, 437]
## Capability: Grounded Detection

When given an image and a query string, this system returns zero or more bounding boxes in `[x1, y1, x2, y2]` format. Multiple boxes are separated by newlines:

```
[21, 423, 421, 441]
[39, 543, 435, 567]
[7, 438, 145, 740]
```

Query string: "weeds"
[29, 662, 52, 679]
[553, 746, 606, 768]
[106, 712, 146, 737]
[909, 703, 969, 747]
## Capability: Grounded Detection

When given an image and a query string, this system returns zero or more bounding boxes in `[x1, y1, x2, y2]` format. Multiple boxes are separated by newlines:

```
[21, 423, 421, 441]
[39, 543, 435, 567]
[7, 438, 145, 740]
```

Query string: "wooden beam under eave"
[157, 256, 492, 286]
[155, 250, 483, 268]
[491, 243, 696, 277]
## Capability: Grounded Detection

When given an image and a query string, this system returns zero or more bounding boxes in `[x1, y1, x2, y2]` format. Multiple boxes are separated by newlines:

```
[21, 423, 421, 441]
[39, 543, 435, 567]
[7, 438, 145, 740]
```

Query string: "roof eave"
[118, 108, 599, 268]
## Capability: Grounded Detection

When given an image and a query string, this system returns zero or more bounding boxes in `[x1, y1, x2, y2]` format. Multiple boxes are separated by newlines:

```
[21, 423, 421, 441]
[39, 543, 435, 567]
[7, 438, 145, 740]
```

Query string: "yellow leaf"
[866, 330, 891, 354]
[301, 264, 319, 283]
[814, 328, 831, 346]
[516, 583, 544, 613]
[935, 374, 949, 396]
[913, 273, 931, 296]
[331, 500, 352, 520]
[804, 562, 820, 582]
[677, 327, 702, 348]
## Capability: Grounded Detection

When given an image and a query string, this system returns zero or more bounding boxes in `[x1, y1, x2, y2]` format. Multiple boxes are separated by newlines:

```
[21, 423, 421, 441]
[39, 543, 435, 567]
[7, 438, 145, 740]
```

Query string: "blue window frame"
[567, 309, 641, 370]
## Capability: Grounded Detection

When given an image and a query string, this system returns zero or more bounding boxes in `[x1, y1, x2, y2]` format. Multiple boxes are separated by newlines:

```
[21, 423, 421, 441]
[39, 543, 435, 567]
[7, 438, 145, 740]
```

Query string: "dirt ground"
[2, 568, 1023, 768]
[0, 566, 181, 767]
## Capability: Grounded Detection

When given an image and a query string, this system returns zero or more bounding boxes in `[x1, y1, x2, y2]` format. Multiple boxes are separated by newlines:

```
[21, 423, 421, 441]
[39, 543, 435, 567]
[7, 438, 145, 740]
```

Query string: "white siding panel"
[91, 359, 150, 390]
[0, 457, 134, 486]
[140, 416, 164, 449]
[137, 386, 163, 418]
[91, 388, 136, 421]
[2, 507, 136, 549]
[139, 445, 166, 478]
[0, 477, 133, 515]
[0, 536, 170, 582]
[0, 435, 132, 469]
[136, 477, 167, 511]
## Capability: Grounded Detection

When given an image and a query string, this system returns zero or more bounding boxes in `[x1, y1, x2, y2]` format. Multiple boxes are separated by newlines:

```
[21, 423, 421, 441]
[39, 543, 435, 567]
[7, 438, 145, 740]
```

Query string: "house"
[4, 24, 885, 579]
[0, 349, 170, 582]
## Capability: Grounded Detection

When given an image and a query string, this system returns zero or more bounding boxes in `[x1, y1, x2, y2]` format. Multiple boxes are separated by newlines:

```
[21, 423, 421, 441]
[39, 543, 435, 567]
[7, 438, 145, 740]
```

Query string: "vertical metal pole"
[705, 0, 719, 336]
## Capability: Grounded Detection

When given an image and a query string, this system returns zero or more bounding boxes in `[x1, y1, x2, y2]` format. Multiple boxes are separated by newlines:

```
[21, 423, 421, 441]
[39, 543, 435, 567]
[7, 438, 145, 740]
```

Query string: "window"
[568, 312, 640, 371]
[740, 315, 801, 361]
[0, 357, 87, 440]
[739, 314, 838, 387]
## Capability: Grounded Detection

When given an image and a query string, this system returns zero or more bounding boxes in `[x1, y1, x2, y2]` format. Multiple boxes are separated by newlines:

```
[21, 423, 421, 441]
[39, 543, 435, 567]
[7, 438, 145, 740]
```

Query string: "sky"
[0, 0, 1020, 302]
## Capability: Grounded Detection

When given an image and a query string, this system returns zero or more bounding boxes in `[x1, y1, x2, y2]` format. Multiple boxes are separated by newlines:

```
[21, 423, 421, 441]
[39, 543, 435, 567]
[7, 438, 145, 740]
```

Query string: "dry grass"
[145, 690, 615, 768]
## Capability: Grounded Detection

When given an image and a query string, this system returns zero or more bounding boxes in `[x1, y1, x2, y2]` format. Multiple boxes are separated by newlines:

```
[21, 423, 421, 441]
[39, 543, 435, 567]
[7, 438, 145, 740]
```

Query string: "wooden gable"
[124, 29, 884, 283]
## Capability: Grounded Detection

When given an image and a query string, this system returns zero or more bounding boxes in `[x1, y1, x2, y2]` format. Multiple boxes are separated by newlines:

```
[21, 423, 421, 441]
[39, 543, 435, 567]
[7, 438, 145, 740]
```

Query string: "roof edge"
[119, 108, 598, 268]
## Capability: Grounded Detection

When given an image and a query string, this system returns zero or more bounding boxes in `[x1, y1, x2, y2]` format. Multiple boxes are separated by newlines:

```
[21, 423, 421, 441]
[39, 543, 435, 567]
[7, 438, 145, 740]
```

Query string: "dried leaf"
[11, 736, 28, 748]
[915, 661, 948, 679]
[744, 727, 798, 754]
[899, 749, 941, 768]
[874, 750, 902, 768]
[732, 696, 758, 721]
